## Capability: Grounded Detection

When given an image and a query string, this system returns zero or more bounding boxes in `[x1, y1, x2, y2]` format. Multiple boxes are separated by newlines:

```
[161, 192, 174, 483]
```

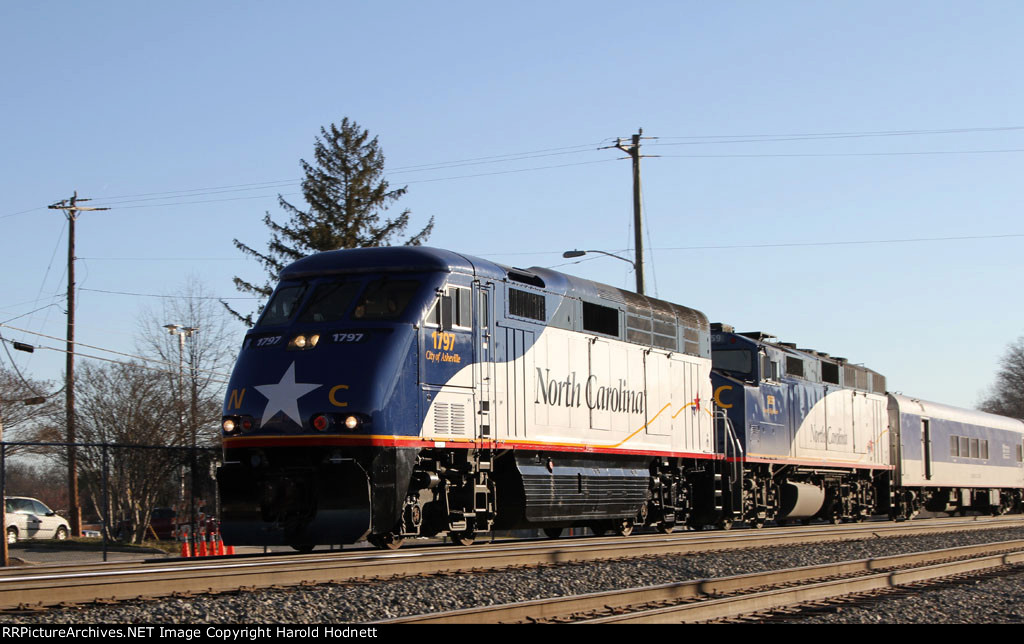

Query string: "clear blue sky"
[2, 1, 1022, 409]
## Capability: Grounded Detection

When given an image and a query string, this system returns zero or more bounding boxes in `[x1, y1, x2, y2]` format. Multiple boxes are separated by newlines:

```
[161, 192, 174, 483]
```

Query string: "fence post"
[101, 443, 109, 563]
[1, 442, 7, 567]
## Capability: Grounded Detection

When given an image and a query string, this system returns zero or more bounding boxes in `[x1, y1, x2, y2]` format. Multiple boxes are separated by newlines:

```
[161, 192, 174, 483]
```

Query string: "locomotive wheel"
[290, 543, 314, 553]
[368, 533, 405, 550]
[750, 518, 766, 529]
[656, 522, 676, 534]
[716, 519, 733, 531]
[542, 527, 563, 539]
[449, 531, 475, 546]
[590, 522, 609, 537]
[615, 519, 634, 537]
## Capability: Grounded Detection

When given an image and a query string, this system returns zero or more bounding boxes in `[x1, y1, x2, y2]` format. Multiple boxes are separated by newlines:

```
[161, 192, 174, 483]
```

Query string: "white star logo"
[254, 362, 322, 426]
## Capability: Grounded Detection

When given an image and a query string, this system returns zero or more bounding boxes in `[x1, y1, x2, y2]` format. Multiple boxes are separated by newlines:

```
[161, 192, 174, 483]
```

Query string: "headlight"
[288, 334, 321, 351]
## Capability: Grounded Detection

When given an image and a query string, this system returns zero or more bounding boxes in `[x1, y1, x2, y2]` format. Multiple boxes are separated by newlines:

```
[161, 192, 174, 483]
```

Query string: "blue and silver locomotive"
[219, 247, 725, 549]
[218, 247, 1024, 549]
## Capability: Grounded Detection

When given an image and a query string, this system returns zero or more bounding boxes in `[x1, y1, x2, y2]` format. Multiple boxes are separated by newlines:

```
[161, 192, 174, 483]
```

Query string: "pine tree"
[226, 118, 434, 325]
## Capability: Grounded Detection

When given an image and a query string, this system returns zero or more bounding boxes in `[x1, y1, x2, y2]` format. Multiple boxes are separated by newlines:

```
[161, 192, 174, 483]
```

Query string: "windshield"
[713, 349, 753, 377]
[298, 280, 362, 323]
[256, 276, 427, 328]
[257, 283, 308, 327]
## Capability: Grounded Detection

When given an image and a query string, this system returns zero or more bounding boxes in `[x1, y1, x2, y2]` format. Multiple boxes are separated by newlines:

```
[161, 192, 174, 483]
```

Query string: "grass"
[10, 537, 179, 554]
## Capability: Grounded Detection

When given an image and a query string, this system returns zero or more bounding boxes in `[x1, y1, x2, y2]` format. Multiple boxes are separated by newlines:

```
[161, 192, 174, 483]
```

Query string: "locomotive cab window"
[352, 279, 420, 320]
[258, 283, 308, 327]
[425, 285, 471, 329]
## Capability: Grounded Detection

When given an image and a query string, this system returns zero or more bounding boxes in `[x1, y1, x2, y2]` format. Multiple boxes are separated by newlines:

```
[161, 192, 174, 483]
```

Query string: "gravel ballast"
[2, 526, 1023, 624]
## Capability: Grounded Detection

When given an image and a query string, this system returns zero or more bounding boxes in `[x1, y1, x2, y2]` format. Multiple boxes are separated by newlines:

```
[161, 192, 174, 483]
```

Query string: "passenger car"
[5, 496, 70, 543]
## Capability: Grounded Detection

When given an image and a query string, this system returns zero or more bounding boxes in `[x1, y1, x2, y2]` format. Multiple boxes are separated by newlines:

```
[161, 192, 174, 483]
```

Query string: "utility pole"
[603, 129, 651, 295]
[48, 192, 108, 537]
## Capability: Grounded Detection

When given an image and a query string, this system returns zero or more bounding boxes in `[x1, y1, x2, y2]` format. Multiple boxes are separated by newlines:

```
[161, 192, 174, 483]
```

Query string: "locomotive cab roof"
[275, 246, 710, 357]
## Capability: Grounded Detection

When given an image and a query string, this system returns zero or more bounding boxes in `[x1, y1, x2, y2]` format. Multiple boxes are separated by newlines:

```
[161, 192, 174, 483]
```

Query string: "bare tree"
[26, 279, 239, 543]
[0, 364, 59, 455]
[980, 336, 1024, 421]
[137, 276, 238, 449]
[3, 461, 68, 514]
[37, 360, 182, 542]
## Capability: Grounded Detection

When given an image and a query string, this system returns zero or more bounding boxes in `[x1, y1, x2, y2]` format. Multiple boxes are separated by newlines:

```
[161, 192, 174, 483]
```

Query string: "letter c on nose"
[329, 385, 349, 407]
[714, 385, 733, 409]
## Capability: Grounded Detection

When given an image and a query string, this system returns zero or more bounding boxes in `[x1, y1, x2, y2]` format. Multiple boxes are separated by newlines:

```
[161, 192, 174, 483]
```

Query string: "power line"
[7, 125, 1024, 218]
[0, 332, 50, 398]
[655, 232, 1024, 251]
[68, 141, 610, 210]
[80, 287, 260, 300]
[34, 343, 231, 385]
[652, 125, 1024, 144]
[78, 257, 247, 262]
[0, 323, 233, 381]
[401, 158, 619, 185]
[0, 301, 65, 326]
[501, 231, 1024, 264]
[659, 148, 1024, 159]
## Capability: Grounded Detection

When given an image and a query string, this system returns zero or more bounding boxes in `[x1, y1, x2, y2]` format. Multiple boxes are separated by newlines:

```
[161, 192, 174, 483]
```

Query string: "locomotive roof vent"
[508, 269, 545, 288]
[779, 342, 797, 349]
[711, 322, 734, 333]
[738, 331, 776, 341]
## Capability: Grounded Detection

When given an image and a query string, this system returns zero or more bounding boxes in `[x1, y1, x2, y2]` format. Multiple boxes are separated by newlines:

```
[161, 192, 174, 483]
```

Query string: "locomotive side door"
[420, 279, 475, 441]
[474, 281, 496, 441]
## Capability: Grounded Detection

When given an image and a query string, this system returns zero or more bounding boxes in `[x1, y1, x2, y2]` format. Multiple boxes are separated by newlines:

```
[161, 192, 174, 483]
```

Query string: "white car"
[5, 496, 70, 544]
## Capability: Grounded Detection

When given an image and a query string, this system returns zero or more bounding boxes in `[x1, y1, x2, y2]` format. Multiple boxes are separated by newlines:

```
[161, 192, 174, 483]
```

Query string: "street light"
[165, 324, 198, 554]
[562, 249, 643, 295]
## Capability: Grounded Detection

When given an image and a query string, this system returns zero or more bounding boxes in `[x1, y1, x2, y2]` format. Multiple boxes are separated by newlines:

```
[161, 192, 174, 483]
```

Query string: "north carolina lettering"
[535, 368, 645, 414]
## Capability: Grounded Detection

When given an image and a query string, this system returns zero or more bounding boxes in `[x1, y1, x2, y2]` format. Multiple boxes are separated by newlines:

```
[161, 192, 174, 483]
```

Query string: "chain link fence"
[2, 440, 223, 566]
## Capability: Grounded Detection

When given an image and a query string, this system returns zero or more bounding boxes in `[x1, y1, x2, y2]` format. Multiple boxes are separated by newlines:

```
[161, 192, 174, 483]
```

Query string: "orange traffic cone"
[198, 538, 207, 557]
[180, 541, 191, 558]
[215, 533, 225, 556]
[225, 543, 235, 555]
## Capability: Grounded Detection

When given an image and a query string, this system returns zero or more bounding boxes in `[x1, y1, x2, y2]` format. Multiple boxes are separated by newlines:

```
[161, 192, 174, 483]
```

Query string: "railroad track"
[1, 515, 1022, 613]
[382, 539, 1024, 623]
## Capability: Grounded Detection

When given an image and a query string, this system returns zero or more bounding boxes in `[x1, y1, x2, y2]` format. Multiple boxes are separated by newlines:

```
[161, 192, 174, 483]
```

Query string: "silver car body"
[5, 496, 70, 542]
